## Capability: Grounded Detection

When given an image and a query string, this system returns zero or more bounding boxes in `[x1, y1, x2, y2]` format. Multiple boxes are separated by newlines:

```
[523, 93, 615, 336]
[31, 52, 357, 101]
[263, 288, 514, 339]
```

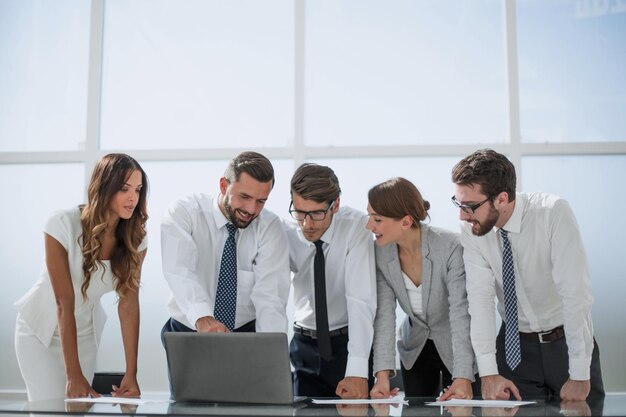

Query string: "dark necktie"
[314, 240, 332, 361]
[500, 228, 521, 370]
[214, 223, 237, 330]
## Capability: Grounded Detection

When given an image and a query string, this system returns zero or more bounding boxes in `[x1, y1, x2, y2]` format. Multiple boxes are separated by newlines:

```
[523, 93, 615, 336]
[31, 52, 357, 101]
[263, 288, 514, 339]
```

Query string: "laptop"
[164, 332, 303, 405]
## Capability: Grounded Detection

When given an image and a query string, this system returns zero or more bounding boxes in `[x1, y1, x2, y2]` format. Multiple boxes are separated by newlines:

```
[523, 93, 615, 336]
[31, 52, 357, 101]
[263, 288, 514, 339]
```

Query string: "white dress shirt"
[161, 193, 290, 333]
[461, 192, 594, 380]
[284, 206, 377, 379]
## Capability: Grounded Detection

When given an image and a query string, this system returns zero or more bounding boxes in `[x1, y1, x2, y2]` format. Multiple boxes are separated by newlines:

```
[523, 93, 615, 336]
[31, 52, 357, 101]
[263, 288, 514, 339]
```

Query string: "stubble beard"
[471, 203, 500, 237]
[224, 197, 254, 229]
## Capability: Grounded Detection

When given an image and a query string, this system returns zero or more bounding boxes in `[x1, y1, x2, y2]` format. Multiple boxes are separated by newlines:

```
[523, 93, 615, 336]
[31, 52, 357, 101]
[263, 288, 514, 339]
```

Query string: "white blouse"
[402, 271, 426, 321]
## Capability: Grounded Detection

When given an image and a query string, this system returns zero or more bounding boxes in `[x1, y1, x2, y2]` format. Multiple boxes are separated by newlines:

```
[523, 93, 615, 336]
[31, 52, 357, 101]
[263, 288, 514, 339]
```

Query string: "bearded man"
[160, 151, 289, 342]
[451, 149, 604, 402]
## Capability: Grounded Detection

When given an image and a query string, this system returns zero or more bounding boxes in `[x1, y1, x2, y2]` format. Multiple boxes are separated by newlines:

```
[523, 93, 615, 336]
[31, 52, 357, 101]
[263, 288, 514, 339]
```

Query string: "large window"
[100, 0, 295, 150]
[517, 0, 626, 143]
[0, 0, 90, 151]
[1, 0, 625, 394]
[305, 1, 506, 146]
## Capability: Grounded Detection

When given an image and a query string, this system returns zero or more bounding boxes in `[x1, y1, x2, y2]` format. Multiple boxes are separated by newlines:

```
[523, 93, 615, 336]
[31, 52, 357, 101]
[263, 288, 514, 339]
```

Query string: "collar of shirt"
[500, 192, 525, 234]
[319, 212, 339, 245]
[211, 194, 235, 234]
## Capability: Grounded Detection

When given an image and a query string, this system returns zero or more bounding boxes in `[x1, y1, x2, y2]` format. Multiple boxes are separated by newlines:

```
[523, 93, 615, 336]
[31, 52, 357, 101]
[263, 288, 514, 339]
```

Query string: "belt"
[519, 326, 565, 343]
[293, 324, 349, 340]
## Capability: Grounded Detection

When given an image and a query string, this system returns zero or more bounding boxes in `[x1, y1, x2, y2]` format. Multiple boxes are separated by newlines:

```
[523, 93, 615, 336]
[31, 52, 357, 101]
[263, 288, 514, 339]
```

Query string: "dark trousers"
[496, 323, 604, 399]
[290, 332, 374, 397]
[160, 317, 256, 395]
[401, 339, 481, 397]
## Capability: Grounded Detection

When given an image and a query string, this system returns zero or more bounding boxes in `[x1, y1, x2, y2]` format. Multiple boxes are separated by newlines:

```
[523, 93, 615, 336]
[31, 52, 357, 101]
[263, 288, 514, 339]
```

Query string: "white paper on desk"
[65, 397, 173, 405]
[426, 399, 535, 408]
[312, 395, 408, 405]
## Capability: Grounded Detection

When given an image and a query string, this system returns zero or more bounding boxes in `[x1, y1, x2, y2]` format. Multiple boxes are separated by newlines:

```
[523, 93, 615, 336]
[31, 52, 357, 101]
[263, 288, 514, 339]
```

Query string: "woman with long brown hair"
[15, 153, 148, 401]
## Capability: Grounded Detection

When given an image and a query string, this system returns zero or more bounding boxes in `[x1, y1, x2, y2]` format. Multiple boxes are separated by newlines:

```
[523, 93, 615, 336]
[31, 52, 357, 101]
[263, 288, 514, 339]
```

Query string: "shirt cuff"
[186, 303, 214, 330]
[569, 356, 592, 381]
[344, 356, 369, 379]
[476, 353, 499, 377]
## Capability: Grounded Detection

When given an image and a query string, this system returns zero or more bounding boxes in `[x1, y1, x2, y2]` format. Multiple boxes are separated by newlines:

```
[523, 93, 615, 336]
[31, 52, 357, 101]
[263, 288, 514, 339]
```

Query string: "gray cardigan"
[372, 224, 476, 381]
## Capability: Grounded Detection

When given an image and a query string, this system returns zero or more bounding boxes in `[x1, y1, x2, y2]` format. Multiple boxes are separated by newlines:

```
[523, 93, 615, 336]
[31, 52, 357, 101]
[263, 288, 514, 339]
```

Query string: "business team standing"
[14, 149, 604, 402]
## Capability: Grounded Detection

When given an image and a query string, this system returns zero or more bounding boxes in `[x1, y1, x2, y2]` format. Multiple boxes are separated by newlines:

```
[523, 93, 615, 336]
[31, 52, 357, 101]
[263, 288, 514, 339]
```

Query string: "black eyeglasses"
[451, 195, 491, 214]
[289, 200, 335, 221]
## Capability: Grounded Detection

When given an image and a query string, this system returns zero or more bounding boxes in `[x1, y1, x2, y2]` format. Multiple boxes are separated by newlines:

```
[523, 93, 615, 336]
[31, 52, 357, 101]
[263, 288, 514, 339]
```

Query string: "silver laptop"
[164, 332, 301, 404]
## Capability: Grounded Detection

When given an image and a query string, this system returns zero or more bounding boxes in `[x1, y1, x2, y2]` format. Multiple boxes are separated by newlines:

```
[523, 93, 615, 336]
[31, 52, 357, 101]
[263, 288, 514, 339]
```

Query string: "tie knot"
[499, 228, 508, 239]
[226, 223, 237, 237]
[314, 240, 324, 251]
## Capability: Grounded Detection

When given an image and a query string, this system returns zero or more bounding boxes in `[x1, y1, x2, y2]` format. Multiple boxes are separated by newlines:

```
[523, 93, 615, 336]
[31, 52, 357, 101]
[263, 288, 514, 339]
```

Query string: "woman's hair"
[80, 153, 148, 300]
[368, 177, 430, 228]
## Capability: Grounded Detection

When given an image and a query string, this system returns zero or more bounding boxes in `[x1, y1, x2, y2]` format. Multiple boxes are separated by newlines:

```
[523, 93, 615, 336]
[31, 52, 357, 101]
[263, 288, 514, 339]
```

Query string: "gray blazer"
[372, 224, 475, 381]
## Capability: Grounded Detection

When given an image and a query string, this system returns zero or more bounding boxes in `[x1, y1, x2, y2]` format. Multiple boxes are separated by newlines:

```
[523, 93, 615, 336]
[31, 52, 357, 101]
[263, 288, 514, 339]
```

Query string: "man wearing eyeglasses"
[284, 163, 376, 399]
[451, 149, 603, 402]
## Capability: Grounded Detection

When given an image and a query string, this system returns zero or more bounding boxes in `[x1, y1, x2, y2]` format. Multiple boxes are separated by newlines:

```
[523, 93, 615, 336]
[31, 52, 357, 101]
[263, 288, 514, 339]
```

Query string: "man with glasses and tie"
[284, 163, 376, 398]
[451, 149, 604, 401]
[160, 152, 289, 351]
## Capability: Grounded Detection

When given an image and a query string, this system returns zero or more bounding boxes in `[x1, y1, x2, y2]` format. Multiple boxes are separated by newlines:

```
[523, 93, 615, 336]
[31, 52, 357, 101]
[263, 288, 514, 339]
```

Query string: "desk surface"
[0, 395, 620, 417]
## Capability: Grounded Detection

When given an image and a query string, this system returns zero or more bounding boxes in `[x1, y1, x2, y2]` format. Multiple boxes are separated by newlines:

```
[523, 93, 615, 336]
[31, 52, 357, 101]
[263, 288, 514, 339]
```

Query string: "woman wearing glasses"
[366, 177, 477, 400]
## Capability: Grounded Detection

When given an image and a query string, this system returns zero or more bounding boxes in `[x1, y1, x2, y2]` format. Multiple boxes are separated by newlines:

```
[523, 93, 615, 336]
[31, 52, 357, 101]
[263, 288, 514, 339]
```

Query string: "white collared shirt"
[284, 206, 377, 379]
[161, 193, 290, 333]
[461, 192, 594, 380]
